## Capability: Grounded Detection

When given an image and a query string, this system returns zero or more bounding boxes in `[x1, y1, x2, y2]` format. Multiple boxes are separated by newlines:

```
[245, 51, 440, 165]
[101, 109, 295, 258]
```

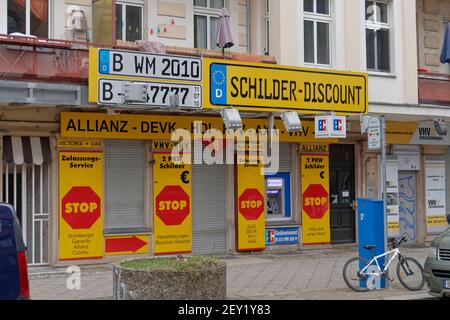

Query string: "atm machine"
[266, 177, 284, 217]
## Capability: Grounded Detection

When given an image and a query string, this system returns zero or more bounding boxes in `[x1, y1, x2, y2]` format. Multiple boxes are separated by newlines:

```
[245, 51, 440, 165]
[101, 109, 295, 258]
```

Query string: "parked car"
[0, 203, 30, 300]
[424, 214, 450, 299]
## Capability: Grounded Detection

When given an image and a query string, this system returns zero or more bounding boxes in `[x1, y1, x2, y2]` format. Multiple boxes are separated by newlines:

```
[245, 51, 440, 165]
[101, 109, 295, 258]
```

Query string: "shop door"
[398, 172, 417, 242]
[329, 145, 356, 244]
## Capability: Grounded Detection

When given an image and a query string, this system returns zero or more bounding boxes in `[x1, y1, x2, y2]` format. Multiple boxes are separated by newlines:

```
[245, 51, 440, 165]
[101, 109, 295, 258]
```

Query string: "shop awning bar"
[2, 136, 51, 165]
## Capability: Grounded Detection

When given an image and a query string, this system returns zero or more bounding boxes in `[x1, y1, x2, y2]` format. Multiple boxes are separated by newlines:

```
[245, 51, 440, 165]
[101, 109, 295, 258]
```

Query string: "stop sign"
[156, 185, 190, 226]
[239, 188, 264, 220]
[62, 186, 101, 230]
[303, 184, 329, 220]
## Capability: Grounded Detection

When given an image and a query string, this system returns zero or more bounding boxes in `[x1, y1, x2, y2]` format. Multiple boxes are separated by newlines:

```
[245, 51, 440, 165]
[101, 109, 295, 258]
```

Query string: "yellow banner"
[301, 145, 331, 245]
[236, 156, 266, 251]
[203, 58, 368, 114]
[104, 234, 149, 256]
[59, 151, 103, 260]
[427, 216, 448, 227]
[60, 112, 337, 143]
[153, 144, 192, 255]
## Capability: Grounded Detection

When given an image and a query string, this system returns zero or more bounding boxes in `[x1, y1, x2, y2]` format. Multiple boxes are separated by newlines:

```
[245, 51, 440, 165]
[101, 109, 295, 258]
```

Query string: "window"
[263, 0, 270, 55]
[365, 1, 391, 73]
[303, 0, 331, 66]
[104, 140, 146, 233]
[194, 0, 224, 50]
[115, 2, 143, 42]
[7, 0, 48, 38]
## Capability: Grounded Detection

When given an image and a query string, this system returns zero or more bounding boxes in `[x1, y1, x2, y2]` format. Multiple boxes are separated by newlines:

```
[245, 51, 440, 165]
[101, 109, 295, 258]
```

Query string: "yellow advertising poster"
[104, 234, 149, 256]
[59, 150, 103, 260]
[301, 144, 331, 245]
[236, 154, 266, 251]
[153, 142, 192, 255]
[203, 58, 368, 115]
[60, 112, 337, 143]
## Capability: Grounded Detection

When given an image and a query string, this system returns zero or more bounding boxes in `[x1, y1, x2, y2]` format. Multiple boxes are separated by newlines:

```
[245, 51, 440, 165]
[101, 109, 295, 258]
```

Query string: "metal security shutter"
[192, 160, 227, 255]
[445, 147, 450, 214]
[278, 142, 293, 172]
[104, 140, 145, 231]
[266, 142, 292, 174]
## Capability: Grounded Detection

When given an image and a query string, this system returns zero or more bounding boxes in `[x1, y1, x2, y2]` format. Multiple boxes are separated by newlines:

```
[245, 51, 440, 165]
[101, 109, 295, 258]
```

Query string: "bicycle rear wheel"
[396, 257, 425, 291]
[343, 257, 371, 292]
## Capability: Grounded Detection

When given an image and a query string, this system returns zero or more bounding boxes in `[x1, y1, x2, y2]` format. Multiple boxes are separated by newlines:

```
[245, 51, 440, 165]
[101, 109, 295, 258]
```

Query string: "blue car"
[0, 203, 30, 300]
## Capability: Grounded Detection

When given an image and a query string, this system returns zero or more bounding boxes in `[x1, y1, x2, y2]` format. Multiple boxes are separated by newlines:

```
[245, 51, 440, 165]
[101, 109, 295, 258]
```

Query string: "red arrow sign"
[105, 236, 147, 253]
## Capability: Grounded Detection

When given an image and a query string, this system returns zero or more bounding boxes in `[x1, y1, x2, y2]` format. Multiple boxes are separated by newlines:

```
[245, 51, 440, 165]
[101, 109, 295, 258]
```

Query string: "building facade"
[0, 0, 448, 267]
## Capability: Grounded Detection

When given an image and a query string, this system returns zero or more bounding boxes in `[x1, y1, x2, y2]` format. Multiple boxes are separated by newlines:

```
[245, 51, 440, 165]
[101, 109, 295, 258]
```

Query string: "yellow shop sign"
[203, 59, 368, 115]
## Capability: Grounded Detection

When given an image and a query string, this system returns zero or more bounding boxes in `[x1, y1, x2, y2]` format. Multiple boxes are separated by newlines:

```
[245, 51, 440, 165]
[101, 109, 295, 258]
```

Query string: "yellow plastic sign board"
[60, 112, 337, 143]
[203, 58, 368, 114]
[236, 155, 266, 251]
[59, 150, 103, 260]
[301, 144, 331, 245]
[153, 142, 192, 255]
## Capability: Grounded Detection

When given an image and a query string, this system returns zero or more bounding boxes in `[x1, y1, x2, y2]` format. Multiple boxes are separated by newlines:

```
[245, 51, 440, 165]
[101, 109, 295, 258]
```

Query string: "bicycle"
[343, 236, 425, 292]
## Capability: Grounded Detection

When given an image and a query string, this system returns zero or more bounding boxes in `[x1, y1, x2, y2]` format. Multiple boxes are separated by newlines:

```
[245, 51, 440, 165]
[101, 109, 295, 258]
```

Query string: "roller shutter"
[192, 158, 227, 255]
[266, 142, 292, 174]
[104, 140, 145, 231]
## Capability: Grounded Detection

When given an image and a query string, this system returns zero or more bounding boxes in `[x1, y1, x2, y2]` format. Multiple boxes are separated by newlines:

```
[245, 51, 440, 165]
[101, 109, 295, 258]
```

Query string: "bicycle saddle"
[363, 245, 377, 250]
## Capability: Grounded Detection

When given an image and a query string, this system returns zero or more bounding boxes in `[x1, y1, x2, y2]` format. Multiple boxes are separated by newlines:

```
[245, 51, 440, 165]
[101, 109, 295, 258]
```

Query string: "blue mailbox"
[357, 198, 387, 289]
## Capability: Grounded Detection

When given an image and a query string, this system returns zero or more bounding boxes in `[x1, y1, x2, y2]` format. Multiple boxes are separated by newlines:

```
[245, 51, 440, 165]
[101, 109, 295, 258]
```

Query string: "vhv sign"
[315, 116, 347, 138]
[204, 58, 368, 114]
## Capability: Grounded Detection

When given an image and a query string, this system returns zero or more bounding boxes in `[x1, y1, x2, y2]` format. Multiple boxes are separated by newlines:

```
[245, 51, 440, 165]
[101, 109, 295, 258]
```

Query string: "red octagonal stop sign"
[303, 184, 329, 220]
[62, 186, 101, 230]
[156, 185, 190, 226]
[239, 188, 264, 221]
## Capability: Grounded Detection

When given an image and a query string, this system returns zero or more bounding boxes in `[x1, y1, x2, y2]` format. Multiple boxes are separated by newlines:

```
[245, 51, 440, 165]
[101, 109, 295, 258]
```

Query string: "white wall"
[268, 0, 418, 106]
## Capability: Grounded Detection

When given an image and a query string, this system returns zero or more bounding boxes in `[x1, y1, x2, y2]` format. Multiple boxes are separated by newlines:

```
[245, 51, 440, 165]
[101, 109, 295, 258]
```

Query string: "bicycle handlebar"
[392, 236, 407, 249]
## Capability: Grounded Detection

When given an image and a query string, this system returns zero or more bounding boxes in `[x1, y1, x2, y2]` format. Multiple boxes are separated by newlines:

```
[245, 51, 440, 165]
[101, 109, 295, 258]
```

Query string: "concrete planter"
[113, 257, 226, 300]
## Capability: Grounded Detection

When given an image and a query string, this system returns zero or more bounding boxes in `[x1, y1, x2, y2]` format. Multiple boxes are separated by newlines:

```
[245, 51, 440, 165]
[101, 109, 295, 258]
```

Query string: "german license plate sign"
[99, 79, 202, 109]
[444, 280, 450, 289]
[98, 49, 202, 82]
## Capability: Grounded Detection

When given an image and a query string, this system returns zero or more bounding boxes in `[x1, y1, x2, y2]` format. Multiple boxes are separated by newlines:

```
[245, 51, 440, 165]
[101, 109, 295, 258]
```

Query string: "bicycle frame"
[360, 248, 400, 277]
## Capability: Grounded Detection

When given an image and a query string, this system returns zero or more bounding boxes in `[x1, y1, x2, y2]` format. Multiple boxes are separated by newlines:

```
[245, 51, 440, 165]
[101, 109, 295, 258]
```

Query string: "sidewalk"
[28, 246, 434, 300]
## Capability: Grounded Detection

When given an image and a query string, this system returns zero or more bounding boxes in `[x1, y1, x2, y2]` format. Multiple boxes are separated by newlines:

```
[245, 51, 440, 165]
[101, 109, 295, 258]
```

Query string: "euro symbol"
[181, 171, 190, 184]
[320, 171, 325, 179]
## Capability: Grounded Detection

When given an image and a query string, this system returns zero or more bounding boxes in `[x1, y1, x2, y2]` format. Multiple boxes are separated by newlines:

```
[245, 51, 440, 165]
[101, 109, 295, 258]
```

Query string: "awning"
[3, 136, 51, 165]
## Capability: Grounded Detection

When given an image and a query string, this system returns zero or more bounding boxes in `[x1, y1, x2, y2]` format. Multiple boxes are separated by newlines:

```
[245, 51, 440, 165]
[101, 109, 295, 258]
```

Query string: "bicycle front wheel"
[343, 257, 371, 292]
[396, 257, 425, 291]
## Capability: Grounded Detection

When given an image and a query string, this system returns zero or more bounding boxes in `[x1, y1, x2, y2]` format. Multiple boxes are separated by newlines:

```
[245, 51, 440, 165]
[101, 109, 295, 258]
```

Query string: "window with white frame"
[303, 0, 331, 66]
[263, 0, 270, 55]
[115, 2, 143, 42]
[365, 1, 391, 73]
[194, 0, 224, 50]
[7, 0, 49, 38]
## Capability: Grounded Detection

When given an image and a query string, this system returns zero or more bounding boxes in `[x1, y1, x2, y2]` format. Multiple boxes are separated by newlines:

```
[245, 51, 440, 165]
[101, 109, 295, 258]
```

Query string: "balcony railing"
[0, 34, 276, 85]
[418, 70, 450, 105]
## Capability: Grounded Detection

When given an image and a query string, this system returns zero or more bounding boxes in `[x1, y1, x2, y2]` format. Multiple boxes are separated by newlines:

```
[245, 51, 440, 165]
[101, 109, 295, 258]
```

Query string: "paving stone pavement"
[28, 246, 434, 300]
